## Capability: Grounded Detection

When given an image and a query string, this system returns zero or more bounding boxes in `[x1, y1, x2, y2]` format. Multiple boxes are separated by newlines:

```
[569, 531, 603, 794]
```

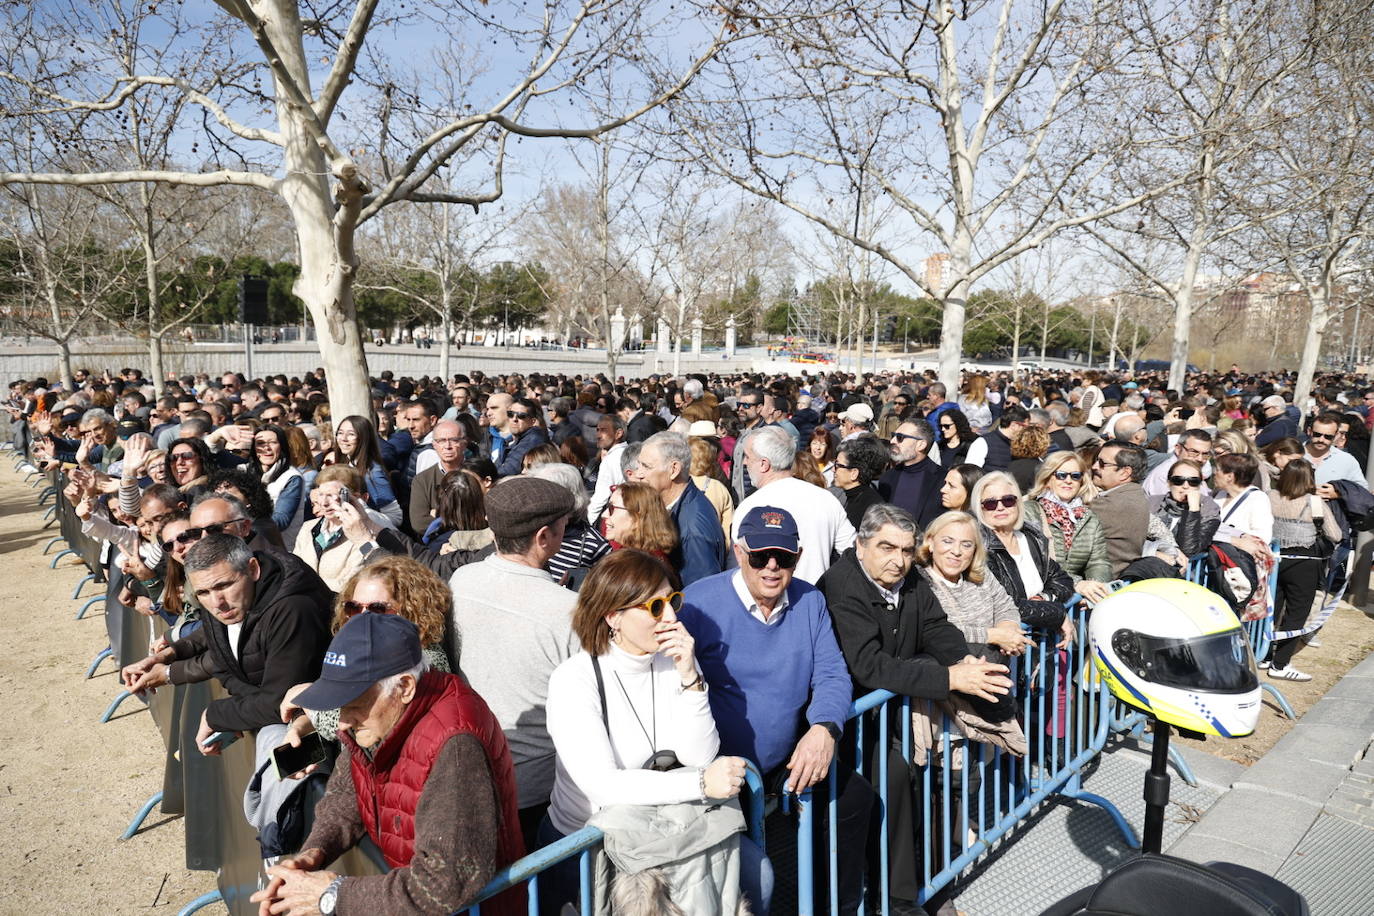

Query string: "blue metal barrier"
[459, 762, 767, 915]
[792, 600, 1134, 913]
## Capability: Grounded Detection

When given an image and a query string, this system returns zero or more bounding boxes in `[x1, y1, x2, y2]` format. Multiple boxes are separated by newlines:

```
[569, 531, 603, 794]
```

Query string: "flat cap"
[485, 476, 575, 539]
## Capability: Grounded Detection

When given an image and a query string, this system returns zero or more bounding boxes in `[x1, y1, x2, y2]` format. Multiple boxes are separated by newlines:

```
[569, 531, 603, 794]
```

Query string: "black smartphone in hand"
[272, 732, 329, 779]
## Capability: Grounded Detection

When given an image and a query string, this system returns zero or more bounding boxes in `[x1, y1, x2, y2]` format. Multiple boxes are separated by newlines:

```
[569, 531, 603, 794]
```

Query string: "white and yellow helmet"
[1089, 578, 1260, 738]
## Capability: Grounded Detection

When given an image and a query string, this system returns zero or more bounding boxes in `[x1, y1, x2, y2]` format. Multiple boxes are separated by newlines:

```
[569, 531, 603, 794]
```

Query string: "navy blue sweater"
[680, 570, 853, 772]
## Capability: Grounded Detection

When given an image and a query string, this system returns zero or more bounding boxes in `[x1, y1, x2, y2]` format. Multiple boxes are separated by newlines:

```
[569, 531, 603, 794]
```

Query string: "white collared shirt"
[731, 570, 790, 626]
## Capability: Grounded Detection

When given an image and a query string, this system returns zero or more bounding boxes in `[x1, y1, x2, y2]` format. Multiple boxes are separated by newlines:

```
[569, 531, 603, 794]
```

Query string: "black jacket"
[980, 522, 1073, 630]
[834, 482, 884, 531]
[877, 458, 945, 528]
[818, 548, 969, 700]
[169, 551, 332, 732]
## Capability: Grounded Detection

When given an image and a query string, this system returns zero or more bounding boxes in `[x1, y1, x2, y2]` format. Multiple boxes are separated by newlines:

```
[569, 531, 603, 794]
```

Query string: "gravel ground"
[0, 465, 219, 914]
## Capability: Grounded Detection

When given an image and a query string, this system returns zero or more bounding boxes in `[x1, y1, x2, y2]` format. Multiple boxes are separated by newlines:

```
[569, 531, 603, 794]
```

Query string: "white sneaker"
[1268, 666, 1313, 682]
[1258, 660, 1270, 669]
[1303, 633, 1323, 648]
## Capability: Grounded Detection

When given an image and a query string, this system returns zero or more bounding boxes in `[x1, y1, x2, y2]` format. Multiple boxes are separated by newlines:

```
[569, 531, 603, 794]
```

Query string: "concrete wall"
[0, 340, 764, 383]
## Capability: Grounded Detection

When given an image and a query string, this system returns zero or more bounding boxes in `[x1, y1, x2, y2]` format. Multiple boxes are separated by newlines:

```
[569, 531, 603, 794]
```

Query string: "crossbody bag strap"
[590, 654, 609, 732]
[1220, 487, 1253, 524]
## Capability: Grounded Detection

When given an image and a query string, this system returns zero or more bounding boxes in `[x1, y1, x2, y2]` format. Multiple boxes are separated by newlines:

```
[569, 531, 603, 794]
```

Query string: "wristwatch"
[819, 721, 842, 742]
[319, 876, 346, 915]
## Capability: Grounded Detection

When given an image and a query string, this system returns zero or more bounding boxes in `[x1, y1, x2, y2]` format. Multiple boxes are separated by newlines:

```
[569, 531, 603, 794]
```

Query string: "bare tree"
[0, 0, 760, 417]
[670, 0, 1191, 389]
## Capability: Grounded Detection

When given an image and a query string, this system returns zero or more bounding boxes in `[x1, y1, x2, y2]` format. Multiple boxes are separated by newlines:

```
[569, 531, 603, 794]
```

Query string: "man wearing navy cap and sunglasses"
[680, 505, 871, 915]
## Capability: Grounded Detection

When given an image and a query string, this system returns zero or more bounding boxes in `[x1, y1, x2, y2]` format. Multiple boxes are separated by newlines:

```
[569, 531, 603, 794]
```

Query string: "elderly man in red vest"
[252, 613, 524, 916]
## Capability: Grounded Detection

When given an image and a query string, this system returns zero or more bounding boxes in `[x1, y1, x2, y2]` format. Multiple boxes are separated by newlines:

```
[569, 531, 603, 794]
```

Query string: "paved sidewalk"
[952, 650, 1374, 915]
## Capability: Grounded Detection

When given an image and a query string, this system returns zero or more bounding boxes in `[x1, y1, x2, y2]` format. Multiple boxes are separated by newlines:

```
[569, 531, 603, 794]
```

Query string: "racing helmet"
[1090, 578, 1260, 738]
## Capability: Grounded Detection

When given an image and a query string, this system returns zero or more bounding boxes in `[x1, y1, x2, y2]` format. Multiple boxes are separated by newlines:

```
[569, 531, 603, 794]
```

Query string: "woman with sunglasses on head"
[970, 472, 1075, 646]
[602, 481, 678, 563]
[1264, 459, 1342, 682]
[542, 549, 759, 915]
[326, 415, 403, 526]
[1147, 458, 1221, 560]
[936, 407, 975, 467]
[250, 425, 306, 546]
[1022, 452, 1113, 605]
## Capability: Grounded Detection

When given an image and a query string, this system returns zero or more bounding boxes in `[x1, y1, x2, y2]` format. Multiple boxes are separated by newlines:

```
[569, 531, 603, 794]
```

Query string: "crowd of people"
[6, 361, 1373, 916]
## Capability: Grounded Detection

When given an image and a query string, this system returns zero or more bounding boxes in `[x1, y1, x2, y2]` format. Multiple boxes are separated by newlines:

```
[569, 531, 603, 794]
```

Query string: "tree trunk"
[148, 334, 165, 389]
[937, 277, 969, 390]
[267, 4, 371, 421]
[1040, 297, 1050, 364]
[439, 312, 453, 381]
[57, 337, 74, 392]
[1294, 285, 1330, 414]
[1108, 296, 1122, 369]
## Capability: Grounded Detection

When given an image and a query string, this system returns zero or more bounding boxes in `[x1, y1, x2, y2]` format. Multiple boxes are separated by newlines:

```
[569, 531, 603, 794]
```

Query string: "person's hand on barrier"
[948, 658, 1012, 702]
[253, 858, 336, 916]
[337, 499, 380, 544]
[133, 595, 157, 618]
[987, 620, 1032, 656]
[121, 654, 159, 689]
[195, 710, 241, 756]
[1056, 615, 1076, 649]
[118, 581, 138, 608]
[703, 755, 748, 799]
[1077, 580, 1112, 605]
[127, 660, 170, 696]
[63, 479, 84, 507]
[784, 723, 836, 794]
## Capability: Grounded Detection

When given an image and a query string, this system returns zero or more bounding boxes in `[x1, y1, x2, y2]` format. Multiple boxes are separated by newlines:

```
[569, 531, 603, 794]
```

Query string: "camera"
[642, 750, 683, 772]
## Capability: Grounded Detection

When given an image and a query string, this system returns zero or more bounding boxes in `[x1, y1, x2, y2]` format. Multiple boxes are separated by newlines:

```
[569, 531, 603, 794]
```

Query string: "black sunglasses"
[1309, 432, 1335, 441]
[343, 600, 396, 617]
[833, 461, 855, 471]
[506, 410, 532, 420]
[1052, 470, 1083, 481]
[980, 495, 1018, 511]
[746, 548, 799, 570]
[1168, 475, 1203, 487]
[180, 520, 244, 543]
[890, 432, 923, 443]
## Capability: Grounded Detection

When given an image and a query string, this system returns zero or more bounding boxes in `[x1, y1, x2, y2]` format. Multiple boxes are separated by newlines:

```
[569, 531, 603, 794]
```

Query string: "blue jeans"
[534, 813, 773, 915]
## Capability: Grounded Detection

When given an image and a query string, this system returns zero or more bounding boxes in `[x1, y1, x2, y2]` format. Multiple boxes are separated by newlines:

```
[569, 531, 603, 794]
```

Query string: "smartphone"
[201, 731, 238, 751]
[337, 486, 352, 504]
[272, 732, 329, 778]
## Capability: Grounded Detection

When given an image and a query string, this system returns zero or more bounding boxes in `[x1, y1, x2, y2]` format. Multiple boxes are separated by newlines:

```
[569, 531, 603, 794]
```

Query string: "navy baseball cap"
[294, 613, 423, 711]
[737, 506, 800, 553]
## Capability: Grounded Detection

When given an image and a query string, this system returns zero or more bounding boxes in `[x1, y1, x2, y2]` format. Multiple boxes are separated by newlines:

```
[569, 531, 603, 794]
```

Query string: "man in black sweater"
[819, 504, 1010, 914]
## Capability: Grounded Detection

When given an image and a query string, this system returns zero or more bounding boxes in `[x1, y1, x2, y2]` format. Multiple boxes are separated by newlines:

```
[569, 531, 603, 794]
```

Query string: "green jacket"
[1023, 499, 1112, 585]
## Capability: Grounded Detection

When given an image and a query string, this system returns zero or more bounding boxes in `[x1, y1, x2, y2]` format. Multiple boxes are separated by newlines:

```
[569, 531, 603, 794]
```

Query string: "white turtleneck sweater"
[546, 643, 719, 835]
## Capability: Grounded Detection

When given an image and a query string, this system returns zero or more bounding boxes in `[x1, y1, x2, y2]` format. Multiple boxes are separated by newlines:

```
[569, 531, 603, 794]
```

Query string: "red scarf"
[1036, 494, 1088, 556]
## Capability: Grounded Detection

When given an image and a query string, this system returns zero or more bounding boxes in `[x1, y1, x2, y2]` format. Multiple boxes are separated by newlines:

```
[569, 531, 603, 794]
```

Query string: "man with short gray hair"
[635, 431, 725, 585]
[119, 532, 332, 751]
[878, 419, 942, 528]
[732, 425, 856, 584]
[819, 503, 1011, 911]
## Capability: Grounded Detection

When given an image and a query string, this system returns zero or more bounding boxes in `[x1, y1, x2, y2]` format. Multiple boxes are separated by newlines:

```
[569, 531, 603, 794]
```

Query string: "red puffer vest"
[345, 670, 524, 914]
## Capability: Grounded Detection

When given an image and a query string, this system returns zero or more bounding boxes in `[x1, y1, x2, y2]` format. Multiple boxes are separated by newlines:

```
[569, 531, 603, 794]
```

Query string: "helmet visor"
[1130, 630, 1258, 693]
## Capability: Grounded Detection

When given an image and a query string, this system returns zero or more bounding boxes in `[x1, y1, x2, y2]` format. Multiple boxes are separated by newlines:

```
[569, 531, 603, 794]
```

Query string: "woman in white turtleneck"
[545, 549, 746, 830]
[542, 549, 757, 912]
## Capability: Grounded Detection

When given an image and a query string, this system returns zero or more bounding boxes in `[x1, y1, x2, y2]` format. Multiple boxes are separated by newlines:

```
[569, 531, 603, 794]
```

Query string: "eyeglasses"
[343, 600, 396, 617]
[1092, 458, 1125, 469]
[630, 591, 683, 618]
[739, 401, 761, 409]
[506, 411, 532, 420]
[1168, 475, 1203, 487]
[171, 452, 198, 462]
[980, 495, 1018, 511]
[160, 529, 201, 551]
[890, 432, 923, 443]
[180, 520, 245, 542]
[894, 400, 909, 407]
[1052, 470, 1083, 481]
[605, 502, 628, 516]
[254, 440, 276, 450]
[939, 422, 954, 430]
[1309, 432, 1335, 441]
[1180, 446, 1211, 460]
[746, 548, 799, 570]
[833, 461, 856, 471]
